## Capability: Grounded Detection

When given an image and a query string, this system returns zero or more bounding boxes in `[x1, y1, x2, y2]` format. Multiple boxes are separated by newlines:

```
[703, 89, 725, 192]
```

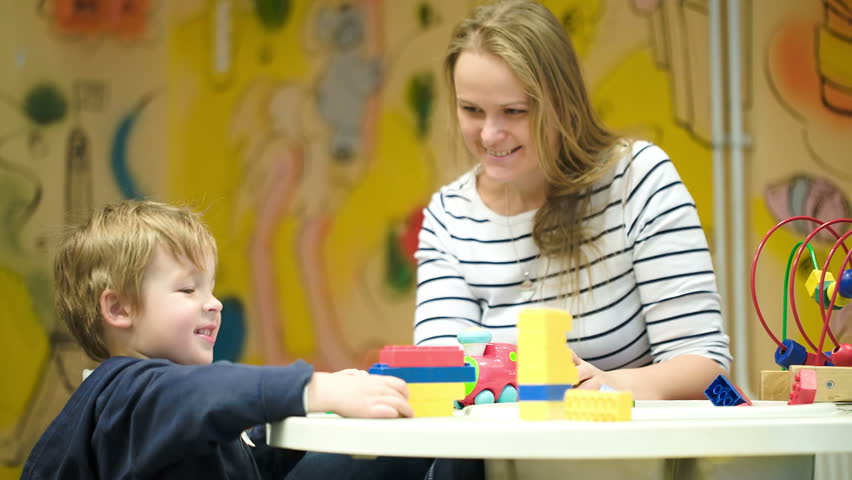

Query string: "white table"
[268, 401, 852, 479]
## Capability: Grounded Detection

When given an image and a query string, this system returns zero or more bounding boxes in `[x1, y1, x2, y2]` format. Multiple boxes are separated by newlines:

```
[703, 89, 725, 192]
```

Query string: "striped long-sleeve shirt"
[414, 141, 732, 372]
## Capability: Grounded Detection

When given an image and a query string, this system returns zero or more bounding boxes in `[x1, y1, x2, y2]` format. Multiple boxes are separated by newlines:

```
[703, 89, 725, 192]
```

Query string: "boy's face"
[127, 246, 222, 365]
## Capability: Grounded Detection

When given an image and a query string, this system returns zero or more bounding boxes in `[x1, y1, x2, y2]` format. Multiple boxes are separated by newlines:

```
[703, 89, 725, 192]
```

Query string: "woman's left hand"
[572, 351, 613, 391]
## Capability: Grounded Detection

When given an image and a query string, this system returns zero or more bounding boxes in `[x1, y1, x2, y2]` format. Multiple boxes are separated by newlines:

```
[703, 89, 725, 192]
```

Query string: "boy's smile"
[125, 246, 222, 365]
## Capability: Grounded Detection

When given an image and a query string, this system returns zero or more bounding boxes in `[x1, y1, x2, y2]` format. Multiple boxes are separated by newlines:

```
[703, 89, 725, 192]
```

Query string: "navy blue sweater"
[22, 356, 314, 479]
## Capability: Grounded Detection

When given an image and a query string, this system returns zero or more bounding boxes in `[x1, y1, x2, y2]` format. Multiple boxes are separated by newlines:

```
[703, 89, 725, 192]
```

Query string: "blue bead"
[839, 269, 852, 298]
[774, 339, 807, 368]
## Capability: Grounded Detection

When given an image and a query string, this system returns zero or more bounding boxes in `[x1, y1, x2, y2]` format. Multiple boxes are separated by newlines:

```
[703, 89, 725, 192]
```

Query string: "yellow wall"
[1, 0, 850, 476]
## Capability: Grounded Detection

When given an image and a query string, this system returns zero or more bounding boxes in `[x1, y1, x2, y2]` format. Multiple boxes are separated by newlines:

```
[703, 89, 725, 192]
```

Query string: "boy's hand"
[306, 372, 413, 418]
[331, 368, 369, 377]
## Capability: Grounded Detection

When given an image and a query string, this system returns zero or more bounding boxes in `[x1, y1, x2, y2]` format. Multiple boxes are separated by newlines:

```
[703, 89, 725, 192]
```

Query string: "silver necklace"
[505, 186, 536, 300]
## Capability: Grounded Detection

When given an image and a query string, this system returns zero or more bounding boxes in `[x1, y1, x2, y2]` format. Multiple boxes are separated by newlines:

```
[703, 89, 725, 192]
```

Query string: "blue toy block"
[368, 363, 475, 383]
[518, 384, 573, 401]
[774, 339, 808, 369]
[705, 375, 751, 406]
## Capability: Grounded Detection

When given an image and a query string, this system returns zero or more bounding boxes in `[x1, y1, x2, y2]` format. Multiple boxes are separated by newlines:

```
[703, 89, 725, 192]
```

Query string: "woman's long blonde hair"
[445, 0, 625, 286]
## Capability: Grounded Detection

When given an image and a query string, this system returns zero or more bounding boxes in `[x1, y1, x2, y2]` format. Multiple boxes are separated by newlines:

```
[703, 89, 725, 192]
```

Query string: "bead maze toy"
[751, 216, 852, 404]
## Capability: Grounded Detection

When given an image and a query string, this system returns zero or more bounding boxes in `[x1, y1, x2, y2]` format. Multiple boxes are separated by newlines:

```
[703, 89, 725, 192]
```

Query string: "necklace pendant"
[520, 278, 536, 300]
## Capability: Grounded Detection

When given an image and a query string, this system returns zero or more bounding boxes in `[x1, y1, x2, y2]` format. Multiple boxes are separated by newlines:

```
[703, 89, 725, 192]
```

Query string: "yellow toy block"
[805, 270, 850, 307]
[408, 382, 465, 399]
[408, 382, 466, 417]
[520, 400, 565, 420]
[410, 399, 456, 417]
[564, 389, 633, 422]
[517, 361, 578, 385]
[517, 309, 578, 385]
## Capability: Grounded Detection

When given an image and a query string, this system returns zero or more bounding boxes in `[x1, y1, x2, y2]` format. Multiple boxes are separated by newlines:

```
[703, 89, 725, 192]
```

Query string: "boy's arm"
[94, 359, 314, 471]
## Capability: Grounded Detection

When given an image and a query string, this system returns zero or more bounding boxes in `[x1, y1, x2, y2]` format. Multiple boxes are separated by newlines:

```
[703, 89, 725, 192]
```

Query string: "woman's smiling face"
[454, 50, 540, 186]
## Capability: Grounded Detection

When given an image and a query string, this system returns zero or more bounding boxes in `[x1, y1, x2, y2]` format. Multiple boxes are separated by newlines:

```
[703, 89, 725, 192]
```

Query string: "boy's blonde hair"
[54, 200, 217, 361]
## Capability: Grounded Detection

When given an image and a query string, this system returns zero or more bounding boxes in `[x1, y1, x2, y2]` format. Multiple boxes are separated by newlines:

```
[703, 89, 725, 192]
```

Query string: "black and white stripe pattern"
[414, 141, 732, 372]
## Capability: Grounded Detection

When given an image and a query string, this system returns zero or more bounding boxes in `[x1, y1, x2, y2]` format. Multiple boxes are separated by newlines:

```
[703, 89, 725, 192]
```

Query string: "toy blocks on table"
[408, 382, 467, 417]
[518, 384, 573, 401]
[408, 382, 466, 398]
[704, 375, 752, 406]
[564, 390, 633, 422]
[517, 309, 578, 386]
[367, 364, 475, 383]
[517, 308, 578, 420]
[789, 368, 817, 405]
[519, 400, 565, 420]
[378, 346, 464, 367]
[369, 360, 474, 417]
[516, 353, 578, 384]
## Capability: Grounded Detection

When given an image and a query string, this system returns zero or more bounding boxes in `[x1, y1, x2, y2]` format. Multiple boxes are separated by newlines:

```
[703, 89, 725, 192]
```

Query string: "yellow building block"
[517, 308, 578, 385]
[408, 382, 466, 417]
[564, 390, 633, 422]
[519, 400, 565, 420]
[407, 382, 466, 399]
[410, 399, 456, 417]
[517, 362, 578, 385]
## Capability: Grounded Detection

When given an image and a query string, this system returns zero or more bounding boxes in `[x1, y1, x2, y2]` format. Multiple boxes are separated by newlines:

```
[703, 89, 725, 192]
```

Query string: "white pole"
[726, 0, 751, 394]
[709, 0, 729, 358]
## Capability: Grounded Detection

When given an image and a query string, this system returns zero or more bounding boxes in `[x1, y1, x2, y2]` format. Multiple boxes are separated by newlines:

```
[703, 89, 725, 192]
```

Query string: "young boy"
[22, 199, 413, 479]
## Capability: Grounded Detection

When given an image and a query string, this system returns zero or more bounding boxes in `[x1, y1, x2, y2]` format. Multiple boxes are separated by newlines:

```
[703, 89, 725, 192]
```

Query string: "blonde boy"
[23, 200, 412, 479]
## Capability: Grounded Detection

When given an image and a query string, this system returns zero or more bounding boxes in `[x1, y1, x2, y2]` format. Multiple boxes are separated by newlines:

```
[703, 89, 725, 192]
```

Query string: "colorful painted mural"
[1, 0, 850, 477]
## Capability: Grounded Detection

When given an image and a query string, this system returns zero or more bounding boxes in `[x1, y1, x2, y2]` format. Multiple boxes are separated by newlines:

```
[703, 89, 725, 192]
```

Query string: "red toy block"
[789, 368, 817, 405]
[378, 345, 464, 367]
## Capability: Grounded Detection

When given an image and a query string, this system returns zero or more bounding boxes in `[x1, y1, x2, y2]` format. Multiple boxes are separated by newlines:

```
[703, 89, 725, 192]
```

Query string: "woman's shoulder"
[611, 139, 675, 178]
[428, 168, 479, 211]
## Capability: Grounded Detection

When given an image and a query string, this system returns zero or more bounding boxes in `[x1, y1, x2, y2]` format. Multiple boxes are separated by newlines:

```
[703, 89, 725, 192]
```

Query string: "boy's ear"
[100, 289, 133, 329]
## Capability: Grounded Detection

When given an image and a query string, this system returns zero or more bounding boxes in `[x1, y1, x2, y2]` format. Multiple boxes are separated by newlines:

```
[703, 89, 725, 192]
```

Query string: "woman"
[414, 0, 731, 400]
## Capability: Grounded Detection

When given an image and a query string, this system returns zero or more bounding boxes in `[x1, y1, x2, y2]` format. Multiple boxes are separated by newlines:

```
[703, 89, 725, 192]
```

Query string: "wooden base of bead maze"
[760, 366, 852, 402]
